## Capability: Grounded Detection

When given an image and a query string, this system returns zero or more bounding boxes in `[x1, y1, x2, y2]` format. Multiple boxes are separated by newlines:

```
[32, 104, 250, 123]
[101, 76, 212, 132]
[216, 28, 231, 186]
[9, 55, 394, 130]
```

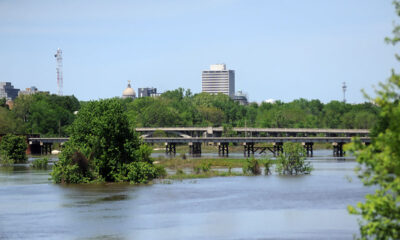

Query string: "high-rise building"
[0, 82, 20, 100]
[138, 87, 157, 98]
[202, 64, 235, 97]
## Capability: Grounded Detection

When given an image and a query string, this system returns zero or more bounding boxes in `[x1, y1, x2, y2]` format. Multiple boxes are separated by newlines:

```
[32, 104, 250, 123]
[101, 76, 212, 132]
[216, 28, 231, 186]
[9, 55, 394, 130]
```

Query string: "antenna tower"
[54, 48, 63, 96]
[342, 82, 347, 103]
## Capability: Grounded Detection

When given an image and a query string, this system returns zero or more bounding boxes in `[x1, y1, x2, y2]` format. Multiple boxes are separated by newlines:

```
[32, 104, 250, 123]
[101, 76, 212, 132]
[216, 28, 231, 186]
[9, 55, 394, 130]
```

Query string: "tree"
[347, 2, 400, 238]
[51, 99, 163, 183]
[0, 134, 27, 163]
[275, 142, 312, 175]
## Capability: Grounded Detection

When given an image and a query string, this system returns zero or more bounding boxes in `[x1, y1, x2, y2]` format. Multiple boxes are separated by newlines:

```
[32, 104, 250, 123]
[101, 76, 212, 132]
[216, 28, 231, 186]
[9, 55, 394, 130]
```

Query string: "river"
[0, 150, 370, 239]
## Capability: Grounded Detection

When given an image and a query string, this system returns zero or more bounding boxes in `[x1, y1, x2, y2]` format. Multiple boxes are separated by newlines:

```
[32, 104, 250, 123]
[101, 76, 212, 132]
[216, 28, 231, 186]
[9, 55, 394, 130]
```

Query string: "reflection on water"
[0, 154, 369, 239]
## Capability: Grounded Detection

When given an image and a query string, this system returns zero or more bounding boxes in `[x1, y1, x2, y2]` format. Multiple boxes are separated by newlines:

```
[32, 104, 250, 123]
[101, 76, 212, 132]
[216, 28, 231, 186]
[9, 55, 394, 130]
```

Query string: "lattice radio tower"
[54, 48, 63, 96]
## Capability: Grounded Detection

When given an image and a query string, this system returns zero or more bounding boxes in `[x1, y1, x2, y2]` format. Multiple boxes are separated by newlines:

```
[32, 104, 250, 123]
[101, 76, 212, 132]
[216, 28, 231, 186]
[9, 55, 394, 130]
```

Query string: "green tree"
[0, 134, 27, 163]
[347, 2, 400, 238]
[275, 142, 312, 175]
[51, 99, 163, 183]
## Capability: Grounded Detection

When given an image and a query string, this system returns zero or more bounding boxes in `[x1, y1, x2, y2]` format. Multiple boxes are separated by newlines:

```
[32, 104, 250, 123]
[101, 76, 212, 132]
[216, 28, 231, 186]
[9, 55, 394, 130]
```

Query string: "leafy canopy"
[0, 134, 27, 163]
[51, 98, 163, 184]
[347, 1, 400, 238]
[275, 142, 313, 175]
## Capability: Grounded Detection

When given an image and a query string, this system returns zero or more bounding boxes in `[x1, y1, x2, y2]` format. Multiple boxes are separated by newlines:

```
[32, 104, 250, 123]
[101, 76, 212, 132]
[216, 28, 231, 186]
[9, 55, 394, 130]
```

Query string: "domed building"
[122, 80, 136, 99]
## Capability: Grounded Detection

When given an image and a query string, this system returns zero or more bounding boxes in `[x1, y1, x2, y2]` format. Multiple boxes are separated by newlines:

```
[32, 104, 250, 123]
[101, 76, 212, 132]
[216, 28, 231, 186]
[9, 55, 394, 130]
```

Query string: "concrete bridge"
[28, 135, 370, 157]
[135, 127, 369, 138]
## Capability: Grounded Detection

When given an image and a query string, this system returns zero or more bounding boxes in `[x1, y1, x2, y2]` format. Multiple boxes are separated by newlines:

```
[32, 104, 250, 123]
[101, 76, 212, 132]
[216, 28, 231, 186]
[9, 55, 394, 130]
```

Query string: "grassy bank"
[154, 155, 274, 169]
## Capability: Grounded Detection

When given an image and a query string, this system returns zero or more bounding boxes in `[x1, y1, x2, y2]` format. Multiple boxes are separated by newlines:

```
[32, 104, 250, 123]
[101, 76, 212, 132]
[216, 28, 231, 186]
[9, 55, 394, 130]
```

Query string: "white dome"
[122, 81, 136, 99]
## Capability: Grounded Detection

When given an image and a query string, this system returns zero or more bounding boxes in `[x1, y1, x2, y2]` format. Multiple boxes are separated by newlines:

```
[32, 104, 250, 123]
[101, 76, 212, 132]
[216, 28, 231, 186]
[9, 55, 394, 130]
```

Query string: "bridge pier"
[40, 142, 52, 155]
[189, 142, 202, 156]
[165, 142, 176, 156]
[333, 142, 345, 157]
[243, 142, 255, 157]
[218, 142, 229, 156]
[302, 142, 313, 157]
[273, 142, 283, 156]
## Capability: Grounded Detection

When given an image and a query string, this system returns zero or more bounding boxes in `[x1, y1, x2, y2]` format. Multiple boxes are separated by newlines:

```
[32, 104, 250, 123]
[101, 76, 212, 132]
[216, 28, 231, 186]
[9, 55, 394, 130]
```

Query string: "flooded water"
[0, 152, 370, 239]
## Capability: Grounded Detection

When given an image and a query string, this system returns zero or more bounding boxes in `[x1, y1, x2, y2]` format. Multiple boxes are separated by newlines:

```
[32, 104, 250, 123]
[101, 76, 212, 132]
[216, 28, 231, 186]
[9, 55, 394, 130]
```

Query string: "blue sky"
[0, 0, 398, 103]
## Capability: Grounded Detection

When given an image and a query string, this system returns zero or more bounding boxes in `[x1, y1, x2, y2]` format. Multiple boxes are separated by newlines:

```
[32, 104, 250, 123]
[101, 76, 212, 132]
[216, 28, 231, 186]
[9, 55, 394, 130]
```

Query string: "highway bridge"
[28, 128, 370, 157]
[135, 127, 369, 138]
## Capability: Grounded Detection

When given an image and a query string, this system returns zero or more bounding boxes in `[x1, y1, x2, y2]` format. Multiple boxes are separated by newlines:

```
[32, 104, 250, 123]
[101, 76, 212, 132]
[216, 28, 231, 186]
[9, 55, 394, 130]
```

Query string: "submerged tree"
[347, 2, 400, 238]
[275, 142, 312, 175]
[0, 134, 27, 163]
[51, 99, 164, 184]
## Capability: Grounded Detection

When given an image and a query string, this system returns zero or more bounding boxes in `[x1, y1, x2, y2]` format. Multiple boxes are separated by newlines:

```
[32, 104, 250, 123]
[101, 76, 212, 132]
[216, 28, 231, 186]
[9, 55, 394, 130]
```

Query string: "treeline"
[0, 88, 379, 136]
[0, 93, 79, 136]
[124, 88, 379, 129]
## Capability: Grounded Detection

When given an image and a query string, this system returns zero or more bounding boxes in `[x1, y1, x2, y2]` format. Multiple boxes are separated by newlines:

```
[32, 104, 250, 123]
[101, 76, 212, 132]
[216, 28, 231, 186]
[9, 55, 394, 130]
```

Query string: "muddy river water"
[0, 150, 370, 239]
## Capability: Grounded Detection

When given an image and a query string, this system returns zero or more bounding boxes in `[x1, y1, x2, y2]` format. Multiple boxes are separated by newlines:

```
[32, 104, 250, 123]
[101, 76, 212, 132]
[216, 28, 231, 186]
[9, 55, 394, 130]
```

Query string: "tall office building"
[138, 87, 157, 98]
[202, 64, 235, 97]
[0, 82, 20, 100]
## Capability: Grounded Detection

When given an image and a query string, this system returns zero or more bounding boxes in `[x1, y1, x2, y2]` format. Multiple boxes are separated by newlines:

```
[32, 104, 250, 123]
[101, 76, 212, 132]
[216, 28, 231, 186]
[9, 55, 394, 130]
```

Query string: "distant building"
[202, 64, 235, 97]
[19, 86, 38, 95]
[122, 80, 136, 99]
[233, 91, 248, 105]
[264, 99, 276, 104]
[0, 82, 20, 100]
[138, 87, 157, 98]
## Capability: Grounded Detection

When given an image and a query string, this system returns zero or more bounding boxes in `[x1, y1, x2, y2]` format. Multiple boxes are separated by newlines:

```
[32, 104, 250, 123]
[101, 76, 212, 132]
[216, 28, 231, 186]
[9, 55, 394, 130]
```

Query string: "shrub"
[263, 158, 272, 175]
[193, 161, 211, 174]
[0, 151, 13, 166]
[51, 99, 161, 184]
[0, 134, 27, 163]
[242, 158, 261, 175]
[275, 142, 313, 175]
[32, 157, 48, 169]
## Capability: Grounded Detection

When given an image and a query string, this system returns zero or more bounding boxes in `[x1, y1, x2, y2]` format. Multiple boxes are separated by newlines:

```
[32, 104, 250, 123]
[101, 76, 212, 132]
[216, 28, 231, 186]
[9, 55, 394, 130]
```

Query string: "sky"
[0, 0, 399, 103]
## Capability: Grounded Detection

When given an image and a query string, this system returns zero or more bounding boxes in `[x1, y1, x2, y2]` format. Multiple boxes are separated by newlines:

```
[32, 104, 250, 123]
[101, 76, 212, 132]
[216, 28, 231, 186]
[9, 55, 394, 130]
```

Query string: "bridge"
[28, 132, 370, 157]
[135, 127, 369, 138]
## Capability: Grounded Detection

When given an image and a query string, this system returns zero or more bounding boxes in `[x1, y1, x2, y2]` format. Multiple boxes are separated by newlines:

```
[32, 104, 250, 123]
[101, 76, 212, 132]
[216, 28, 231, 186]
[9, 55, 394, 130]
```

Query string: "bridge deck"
[142, 137, 370, 143]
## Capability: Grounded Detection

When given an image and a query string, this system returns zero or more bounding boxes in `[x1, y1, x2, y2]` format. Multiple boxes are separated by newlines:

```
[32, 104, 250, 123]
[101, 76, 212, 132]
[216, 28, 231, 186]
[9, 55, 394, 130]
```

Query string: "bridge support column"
[218, 142, 229, 156]
[273, 142, 283, 156]
[40, 143, 52, 155]
[333, 142, 344, 157]
[165, 142, 176, 156]
[189, 142, 202, 156]
[243, 142, 255, 157]
[302, 142, 313, 157]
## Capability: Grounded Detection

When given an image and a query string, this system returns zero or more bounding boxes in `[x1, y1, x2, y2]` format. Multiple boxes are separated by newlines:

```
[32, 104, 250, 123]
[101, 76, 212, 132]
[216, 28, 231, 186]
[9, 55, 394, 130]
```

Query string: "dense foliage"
[275, 142, 313, 175]
[51, 99, 163, 184]
[0, 93, 80, 136]
[0, 134, 27, 163]
[347, 2, 400, 237]
[1, 90, 378, 138]
[242, 158, 262, 175]
[31, 157, 48, 169]
[124, 88, 378, 129]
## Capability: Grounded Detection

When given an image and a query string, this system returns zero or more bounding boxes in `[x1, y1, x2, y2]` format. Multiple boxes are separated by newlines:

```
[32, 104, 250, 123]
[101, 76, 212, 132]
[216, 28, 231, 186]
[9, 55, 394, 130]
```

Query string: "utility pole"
[54, 49, 63, 96]
[342, 82, 347, 103]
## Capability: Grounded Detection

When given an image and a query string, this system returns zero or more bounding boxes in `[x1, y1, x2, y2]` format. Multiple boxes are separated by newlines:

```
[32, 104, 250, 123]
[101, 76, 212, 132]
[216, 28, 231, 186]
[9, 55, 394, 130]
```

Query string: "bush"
[193, 161, 211, 174]
[0, 151, 13, 166]
[51, 99, 162, 184]
[0, 134, 27, 163]
[263, 158, 272, 175]
[32, 157, 48, 169]
[275, 142, 313, 175]
[125, 162, 158, 184]
[242, 158, 261, 175]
